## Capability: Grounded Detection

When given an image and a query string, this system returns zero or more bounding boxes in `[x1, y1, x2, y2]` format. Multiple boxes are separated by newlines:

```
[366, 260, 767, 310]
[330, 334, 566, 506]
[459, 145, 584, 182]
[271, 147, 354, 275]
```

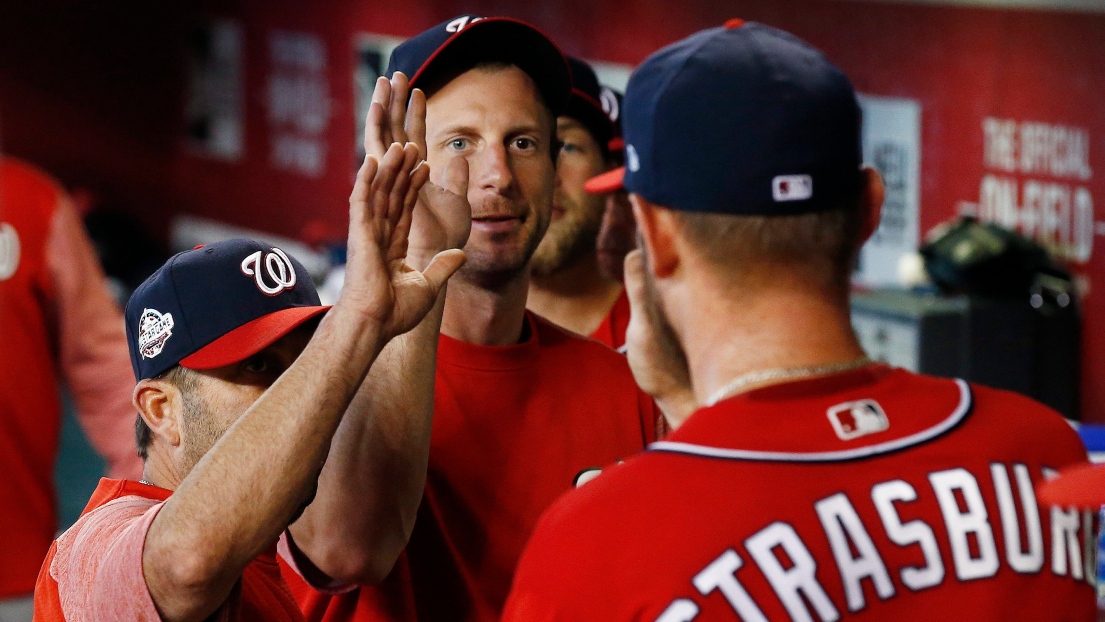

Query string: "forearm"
[144, 303, 385, 620]
[291, 284, 445, 583]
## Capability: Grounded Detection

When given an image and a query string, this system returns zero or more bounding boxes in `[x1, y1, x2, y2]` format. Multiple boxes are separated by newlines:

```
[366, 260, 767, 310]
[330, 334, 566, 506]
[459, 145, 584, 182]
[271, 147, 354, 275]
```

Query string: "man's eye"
[514, 137, 537, 151]
[559, 141, 580, 154]
[449, 138, 469, 150]
[243, 357, 269, 373]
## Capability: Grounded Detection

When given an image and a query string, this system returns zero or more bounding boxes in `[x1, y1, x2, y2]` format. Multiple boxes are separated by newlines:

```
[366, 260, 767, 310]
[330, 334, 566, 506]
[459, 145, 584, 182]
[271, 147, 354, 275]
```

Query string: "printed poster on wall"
[854, 95, 922, 288]
[184, 18, 245, 161]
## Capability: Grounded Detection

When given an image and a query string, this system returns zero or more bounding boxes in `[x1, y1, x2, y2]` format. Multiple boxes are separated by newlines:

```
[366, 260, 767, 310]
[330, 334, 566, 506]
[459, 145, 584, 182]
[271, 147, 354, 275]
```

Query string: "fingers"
[386, 144, 421, 224]
[349, 154, 379, 219]
[371, 143, 407, 224]
[622, 249, 648, 309]
[440, 155, 470, 198]
[420, 249, 467, 293]
[405, 88, 427, 160]
[389, 72, 410, 145]
[366, 77, 393, 156]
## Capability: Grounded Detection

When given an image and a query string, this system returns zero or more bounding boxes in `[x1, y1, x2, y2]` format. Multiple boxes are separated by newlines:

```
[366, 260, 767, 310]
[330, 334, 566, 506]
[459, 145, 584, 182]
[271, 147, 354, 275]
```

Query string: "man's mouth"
[471, 214, 524, 234]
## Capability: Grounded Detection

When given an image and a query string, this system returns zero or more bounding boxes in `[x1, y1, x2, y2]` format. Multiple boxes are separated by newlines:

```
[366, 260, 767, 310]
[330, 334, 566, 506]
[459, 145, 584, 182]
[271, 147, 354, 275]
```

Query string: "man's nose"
[472, 143, 515, 193]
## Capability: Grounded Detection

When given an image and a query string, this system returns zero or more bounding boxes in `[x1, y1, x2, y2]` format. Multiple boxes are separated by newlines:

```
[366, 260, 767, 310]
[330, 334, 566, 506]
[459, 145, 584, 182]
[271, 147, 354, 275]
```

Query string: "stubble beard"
[530, 193, 605, 277]
[459, 200, 551, 291]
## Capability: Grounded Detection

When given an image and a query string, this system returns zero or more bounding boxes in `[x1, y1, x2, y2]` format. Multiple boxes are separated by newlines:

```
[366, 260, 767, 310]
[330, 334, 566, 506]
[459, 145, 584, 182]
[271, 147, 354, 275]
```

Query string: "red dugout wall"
[1, 0, 1103, 419]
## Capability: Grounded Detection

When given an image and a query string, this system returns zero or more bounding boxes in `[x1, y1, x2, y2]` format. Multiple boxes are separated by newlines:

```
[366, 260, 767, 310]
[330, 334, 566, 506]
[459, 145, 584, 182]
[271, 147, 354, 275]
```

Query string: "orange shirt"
[588, 288, 629, 350]
[34, 478, 305, 622]
[284, 312, 661, 622]
[0, 158, 140, 598]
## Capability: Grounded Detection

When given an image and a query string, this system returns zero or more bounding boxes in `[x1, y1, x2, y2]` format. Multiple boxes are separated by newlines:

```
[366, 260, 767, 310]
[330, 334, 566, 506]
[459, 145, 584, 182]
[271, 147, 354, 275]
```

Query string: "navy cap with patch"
[124, 238, 329, 381]
[585, 20, 863, 215]
[564, 56, 617, 152]
[386, 15, 571, 115]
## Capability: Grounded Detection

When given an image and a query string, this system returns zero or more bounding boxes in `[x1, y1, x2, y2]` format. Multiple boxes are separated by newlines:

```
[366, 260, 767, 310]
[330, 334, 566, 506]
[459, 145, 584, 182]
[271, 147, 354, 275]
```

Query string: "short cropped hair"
[135, 365, 198, 460]
[674, 196, 865, 295]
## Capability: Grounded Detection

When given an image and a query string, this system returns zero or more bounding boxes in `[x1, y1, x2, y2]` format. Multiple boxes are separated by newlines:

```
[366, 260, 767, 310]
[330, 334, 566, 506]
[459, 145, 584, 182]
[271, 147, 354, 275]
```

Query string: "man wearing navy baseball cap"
[282, 15, 663, 622]
[528, 56, 634, 350]
[34, 144, 465, 621]
[504, 21, 1093, 620]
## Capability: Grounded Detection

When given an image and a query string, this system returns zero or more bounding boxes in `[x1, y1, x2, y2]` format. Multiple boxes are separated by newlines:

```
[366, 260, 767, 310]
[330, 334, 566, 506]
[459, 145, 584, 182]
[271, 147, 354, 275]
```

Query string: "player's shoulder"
[1, 156, 65, 201]
[530, 311, 628, 364]
[965, 379, 1082, 448]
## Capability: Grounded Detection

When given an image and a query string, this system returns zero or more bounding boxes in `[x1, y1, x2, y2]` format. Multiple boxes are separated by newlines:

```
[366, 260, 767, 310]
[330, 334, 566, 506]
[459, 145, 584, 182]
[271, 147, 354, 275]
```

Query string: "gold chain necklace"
[704, 356, 873, 407]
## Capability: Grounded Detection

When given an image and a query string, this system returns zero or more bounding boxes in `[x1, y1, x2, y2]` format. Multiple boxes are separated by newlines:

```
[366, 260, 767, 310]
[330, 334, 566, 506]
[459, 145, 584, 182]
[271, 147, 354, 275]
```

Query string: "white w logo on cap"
[241, 247, 298, 295]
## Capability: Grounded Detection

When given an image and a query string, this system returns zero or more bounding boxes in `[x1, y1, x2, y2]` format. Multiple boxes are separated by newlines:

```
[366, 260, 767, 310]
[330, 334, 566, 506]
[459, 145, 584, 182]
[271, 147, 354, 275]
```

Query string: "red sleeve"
[46, 198, 143, 480]
[50, 497, 164, 619]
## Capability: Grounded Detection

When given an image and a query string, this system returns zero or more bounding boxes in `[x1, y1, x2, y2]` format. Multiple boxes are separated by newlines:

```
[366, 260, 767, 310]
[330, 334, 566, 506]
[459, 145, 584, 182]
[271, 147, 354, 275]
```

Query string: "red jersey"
[34, 478, 305, 621]
[0, 158, 140, 598]
[504, 366, 1096, 621]
[589, 288, 629, 350]
[285, 311, 661, 621]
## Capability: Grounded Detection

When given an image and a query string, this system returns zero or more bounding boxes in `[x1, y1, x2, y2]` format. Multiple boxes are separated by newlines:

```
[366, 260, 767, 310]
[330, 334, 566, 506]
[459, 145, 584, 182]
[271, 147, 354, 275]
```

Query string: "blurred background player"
[504, 21, 1094, 620]
[283, 15, 661, 622]
[0, 155, 142, 622]
[527, 57, 627, 349]
[590, 87, 639, 290]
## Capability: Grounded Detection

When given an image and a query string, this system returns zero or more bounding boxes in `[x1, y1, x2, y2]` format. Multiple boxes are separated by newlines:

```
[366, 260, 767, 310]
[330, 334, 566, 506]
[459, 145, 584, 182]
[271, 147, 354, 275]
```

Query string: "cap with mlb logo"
[124, 238, 329, 381]
[584, 19, 864, 215]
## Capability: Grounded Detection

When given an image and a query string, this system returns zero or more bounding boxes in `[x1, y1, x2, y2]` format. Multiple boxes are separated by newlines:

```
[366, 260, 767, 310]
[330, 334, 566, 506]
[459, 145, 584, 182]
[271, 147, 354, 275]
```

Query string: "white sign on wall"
[267, 30, 331, 178]
[855, 95, 922, 287]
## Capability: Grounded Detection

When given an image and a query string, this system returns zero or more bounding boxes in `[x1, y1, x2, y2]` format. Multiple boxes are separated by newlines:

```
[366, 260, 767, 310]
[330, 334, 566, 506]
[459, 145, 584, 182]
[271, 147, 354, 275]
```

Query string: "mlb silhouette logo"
[827, 399, 889, 441]
[772, 174, 813, 202]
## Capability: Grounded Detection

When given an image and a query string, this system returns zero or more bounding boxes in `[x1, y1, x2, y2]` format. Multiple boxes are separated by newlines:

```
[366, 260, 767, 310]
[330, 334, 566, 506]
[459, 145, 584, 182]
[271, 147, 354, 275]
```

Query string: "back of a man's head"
[589, 20, 870, 296]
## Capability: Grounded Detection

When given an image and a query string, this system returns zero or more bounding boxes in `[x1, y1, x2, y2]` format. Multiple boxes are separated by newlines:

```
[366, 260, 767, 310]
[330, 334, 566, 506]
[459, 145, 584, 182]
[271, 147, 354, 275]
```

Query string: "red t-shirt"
[34, 478, 305, 622]
[589, 288, 629, 351]
[284, 311, 661, 621]
[504, 366, 1096, 621]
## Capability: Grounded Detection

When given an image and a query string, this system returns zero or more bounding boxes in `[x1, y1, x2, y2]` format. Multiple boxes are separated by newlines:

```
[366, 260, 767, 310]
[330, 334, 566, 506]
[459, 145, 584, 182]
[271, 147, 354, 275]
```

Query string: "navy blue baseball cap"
[124, 238, 329, 381]
[564, 56, 617, 152]
[386, 15, 571, 115]
[585, 20, 863, 215]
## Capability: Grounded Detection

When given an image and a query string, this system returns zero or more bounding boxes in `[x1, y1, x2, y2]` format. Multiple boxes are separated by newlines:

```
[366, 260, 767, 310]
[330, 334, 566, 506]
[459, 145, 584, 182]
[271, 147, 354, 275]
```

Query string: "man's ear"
[858, 166, 885, 244]
[630, 194, 680, 279]
[134, 379, 183, 450]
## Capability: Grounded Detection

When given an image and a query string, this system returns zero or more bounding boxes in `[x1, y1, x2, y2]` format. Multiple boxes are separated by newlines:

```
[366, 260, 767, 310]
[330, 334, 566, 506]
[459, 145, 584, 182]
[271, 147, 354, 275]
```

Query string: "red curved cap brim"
[1036, 461, 1105, 508]
[584, 167, 626, 194]
[180, 305, 330, 370]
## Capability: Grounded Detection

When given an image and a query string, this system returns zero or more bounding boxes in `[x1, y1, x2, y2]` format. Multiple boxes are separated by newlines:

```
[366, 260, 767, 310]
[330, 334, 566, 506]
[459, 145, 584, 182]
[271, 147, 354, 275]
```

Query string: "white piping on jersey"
[648, 379, 972, 463]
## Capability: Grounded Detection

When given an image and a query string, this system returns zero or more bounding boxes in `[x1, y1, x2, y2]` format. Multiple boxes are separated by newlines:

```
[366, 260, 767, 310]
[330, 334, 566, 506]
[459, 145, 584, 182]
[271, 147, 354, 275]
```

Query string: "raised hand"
[342, 141, 466, 341]
[365, 72, 470, 267]
[623, 249, 697, 428]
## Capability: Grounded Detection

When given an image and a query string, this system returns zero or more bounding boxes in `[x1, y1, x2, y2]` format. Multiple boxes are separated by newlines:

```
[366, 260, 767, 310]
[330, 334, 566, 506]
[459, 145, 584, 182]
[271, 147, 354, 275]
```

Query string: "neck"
[140, 445, 183, 491]
[528, 252, 624, 336]
[674, 272, 865, 405]
[442, 269, 531, 346]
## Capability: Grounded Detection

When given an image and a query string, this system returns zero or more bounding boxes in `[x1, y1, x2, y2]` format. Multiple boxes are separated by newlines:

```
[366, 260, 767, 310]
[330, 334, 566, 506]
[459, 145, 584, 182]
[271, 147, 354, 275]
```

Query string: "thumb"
[623, 249, 648, 312]
[441, 156, 470, 198]
[420, 249, 467, 293]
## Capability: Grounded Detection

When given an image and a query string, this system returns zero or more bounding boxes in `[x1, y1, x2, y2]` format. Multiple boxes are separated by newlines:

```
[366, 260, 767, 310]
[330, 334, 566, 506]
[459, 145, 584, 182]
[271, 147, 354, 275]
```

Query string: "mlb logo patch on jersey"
[827, 399, 889, 441]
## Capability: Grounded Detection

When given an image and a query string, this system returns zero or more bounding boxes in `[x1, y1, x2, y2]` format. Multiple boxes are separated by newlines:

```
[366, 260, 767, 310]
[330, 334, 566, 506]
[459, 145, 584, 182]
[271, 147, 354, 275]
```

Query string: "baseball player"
[590, 87, 639, 288]
[527, 56, 628, 349]
[33, 143, 463, 621]
[0, 157, 142, 622]
[503, 21, 1096, 621]
[280, 15, 661, 622]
